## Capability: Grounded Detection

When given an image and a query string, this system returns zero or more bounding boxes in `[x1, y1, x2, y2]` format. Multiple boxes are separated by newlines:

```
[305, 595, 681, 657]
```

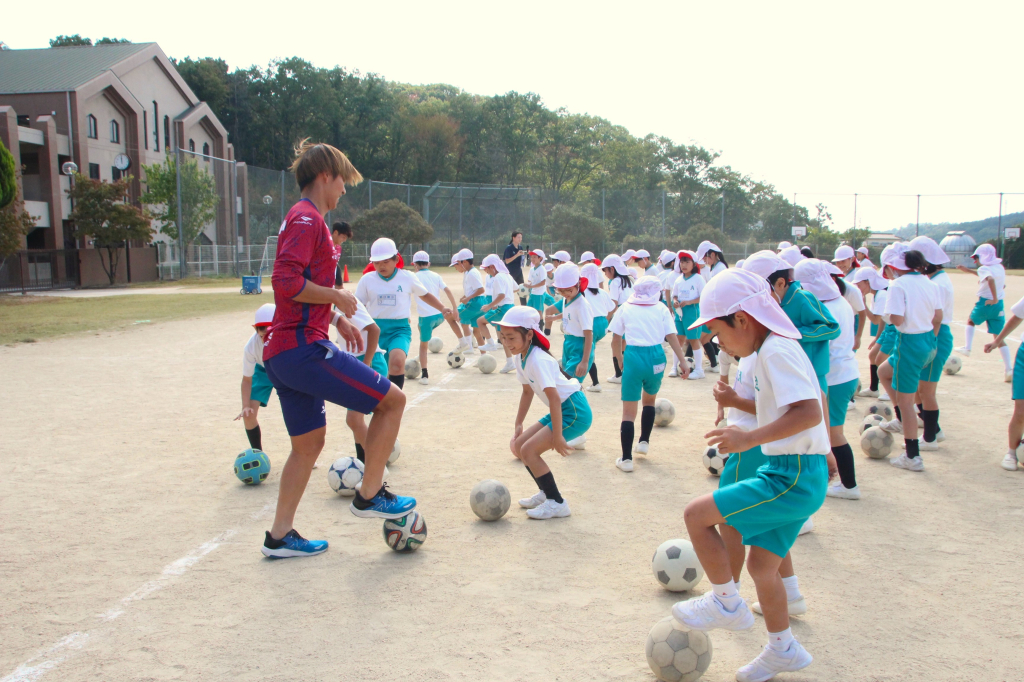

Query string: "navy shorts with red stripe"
[265, 340, 391, 436]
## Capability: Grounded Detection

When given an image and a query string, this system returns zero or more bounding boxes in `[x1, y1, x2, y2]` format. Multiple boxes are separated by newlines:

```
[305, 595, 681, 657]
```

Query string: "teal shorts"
[485, 303, 515, 326]
[376, 318, 412, 360]
[713, 454, 828, 558]
[827, 377, 859, 427]
[562, 333, 596, 378]
[250, 363, 274, 406]
[887, 330, 937, 394]
[718, 445, 767, 489]
[357, 351, 389, 377]
[870, 321, 879, 337]
[969, 298, 1005, 334]
[592, 315, 609, 344]
[675, 304, 705, 340]
[879, 324, 897, 356]
[543, 292, 555, 306]
[527, 293, 546, 315]
[621, 344, 667, 402]
[920, 324, 953, 383]
[1013, 344, 1024, 400]
[418, 313, 445, 343]
[538, 390, 592, 442]
[458, 299, 486, 326]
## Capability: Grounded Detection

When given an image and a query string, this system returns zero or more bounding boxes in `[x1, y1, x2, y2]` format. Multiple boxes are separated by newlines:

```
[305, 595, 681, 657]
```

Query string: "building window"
[202, 142, 210, 157]
[89, 163, 100, 180]
[87, 114, 98, 139]
[110, 120, 120, 144]
[189, 139, 195, 153]
[163, 116, 170, 150]
[17, 114, 30, 126]
[143, 111, 148, 150]
[153, 101, 160, 151]
[112, 167, 123, 181]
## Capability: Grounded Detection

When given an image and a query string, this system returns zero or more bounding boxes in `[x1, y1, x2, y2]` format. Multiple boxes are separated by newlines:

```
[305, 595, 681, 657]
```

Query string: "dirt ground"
[1, 269, 1022, 682]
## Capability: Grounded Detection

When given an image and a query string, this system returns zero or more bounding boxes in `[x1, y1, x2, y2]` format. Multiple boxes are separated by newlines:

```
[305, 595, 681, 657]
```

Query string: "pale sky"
[7, 0, 1024, 233]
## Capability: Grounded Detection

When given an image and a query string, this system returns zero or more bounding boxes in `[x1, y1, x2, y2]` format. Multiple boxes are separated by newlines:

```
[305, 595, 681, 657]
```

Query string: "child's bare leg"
[242, 401, 260, 430]
[778, 551, 795, 579]
[1009, 400, 1024, 451]
[682, 494, 732, 584]
[747, 547, 788, 633]
[720, 524, 746, 583]
[418, 341, 428, 369]
[387, 348, 407, 378]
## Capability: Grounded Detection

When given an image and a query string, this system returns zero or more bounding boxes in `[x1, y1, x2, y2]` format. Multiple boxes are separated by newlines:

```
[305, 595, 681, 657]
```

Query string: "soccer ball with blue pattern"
[234, 448, 270, 485]
[327, 456, 364, 496]
[383, 511, 427, 552]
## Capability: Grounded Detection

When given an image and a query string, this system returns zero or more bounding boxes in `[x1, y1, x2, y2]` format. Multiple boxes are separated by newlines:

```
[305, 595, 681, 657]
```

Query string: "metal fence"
[0, 249, 80, 293]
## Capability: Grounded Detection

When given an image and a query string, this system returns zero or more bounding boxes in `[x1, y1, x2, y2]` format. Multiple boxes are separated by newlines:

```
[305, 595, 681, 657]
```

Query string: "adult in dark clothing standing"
[503, 231, 526, 304]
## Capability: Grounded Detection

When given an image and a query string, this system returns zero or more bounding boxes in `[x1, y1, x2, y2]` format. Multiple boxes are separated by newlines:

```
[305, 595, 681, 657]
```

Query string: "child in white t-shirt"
[852, 266, 889, 399]
[235, 304, 277, 454]
[984, 294, 1024, 471]
[581, 262, 615, 393]
[450, 248, 486, 354]
[411, 251, 461, 385]
[331, 300, 386, 465]
[957, 243, 1011, 378]
[671, 251, 707, 379]
[601, 254, 634, 385]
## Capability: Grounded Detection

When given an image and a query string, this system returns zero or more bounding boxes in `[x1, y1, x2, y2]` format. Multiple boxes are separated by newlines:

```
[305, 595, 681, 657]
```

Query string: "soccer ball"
[654, 399, 675, 426]
[428, 337, 443, 354]
[234, 448, 270, 485]
[867, 402, 893, 420]
[646, 616, 713, 682]
[469, 479, 511, 521]
[944, 355, 962, 375]
[478, 354, 498, 374]
[383, 511, 427, 552]
[448, 351, 465, 368]
[327, 456, 364, 496]
[861, 426, 895, 459]
[651, 539, 705, 592]
[404, 357, 421, 379]
[389, 439, 401, 464]
[517, 283, 528, 297]
[685, 357, 696, 373]
[702, 446, 728, 476]
[861, 414, 884, 433]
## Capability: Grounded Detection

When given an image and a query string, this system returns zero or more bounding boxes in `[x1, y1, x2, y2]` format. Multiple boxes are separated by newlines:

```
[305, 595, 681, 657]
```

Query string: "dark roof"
[0, 43, 154, 94]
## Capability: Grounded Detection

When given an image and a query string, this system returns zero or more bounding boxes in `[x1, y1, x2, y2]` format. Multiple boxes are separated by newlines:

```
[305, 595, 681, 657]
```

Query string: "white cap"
[635, 249, 651, 259]
[450, 248, 474, 266]
[602, 254, 630, 276]
[627, 275, 663, 305]
[691, 268, 801, 339]
[777, 241, 793, 251]
[856, 246, 870, 256]
[794, 259, 841, 302]
[660, 250, 676, 265]
[673, 250, 698, 273]
[553, 262, 582, 289]
[742, 250, 791, 280]
[552, 250, 572, 263]
[254, 303, 276, 326]
[851, 266, 888, 290]
[694, 241, 720, 265]
[622, 249, 637, 261]
[580, 262, 603, 287]
[413, 250, 430, 263]
[369, 237, 399, 262]
[881, 242, 910, 271]
[779, 245, 806, 266]
[496, 306, 551, 350]
[482, 253, 510, 274]
[528, 248, 547, 261]
[832, 245, 856, 262]
[908, 236, 949, 266]
[579, 250, 596, 263]
[544, 263, 555, 273]
[972, 242, 1001, 266]
[735, 259, 746, 269]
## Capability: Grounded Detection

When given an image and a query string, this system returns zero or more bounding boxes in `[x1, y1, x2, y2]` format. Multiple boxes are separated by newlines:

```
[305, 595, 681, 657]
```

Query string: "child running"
[602, 254, 634, 385]
[525, 249, 550, 315]
[983, 294, 1024, 470]
[956, 243, 1012, 381]
[852, 266, 890, 399]
[450, 248, 486, 354]
[671, 250, 707, 380]
[695, 241, 729, 373]
[609, 276, 690, 471]
[236, 304, 277, 454]
[673, 267, 831, 682]
[411, 251, 460, 385]
[479, 253, 518, 373]
[580, 262, 615, 392]
[500, 307, 592, 519]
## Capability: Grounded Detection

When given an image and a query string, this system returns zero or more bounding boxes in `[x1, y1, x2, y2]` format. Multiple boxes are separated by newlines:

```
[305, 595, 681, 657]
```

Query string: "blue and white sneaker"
[350, 482, 417, 519]
[261, 530, 328, 558]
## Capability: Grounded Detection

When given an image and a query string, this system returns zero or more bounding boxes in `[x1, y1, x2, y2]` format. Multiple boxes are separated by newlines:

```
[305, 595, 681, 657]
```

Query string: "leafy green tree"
[0, 139, 16, 209]
[174, 57, 231, 119]
[141, 155, 219, 245]
[352, 199, 433, 254]
[842, 227, 871, 250]
[96, 37, 131, 44]
[0, 202, 36, 257]
[546, 204, 606, 255]
[50, 35, 92, 47]
[803, 226, 840, 257]
[682, 224, 727, 252]
[68, 175, 152, 284]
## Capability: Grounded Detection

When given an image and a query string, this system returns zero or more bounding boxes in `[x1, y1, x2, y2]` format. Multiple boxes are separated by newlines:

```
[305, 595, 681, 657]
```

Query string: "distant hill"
[893, 211, 1024, 243]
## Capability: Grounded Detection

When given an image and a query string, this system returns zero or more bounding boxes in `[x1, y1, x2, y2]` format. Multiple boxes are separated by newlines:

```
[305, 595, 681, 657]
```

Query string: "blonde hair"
[290, 139, 363, 190]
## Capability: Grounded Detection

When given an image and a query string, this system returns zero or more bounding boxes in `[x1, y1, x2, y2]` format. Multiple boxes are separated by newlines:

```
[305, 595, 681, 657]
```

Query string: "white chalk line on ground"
[0, 503, 274, 682]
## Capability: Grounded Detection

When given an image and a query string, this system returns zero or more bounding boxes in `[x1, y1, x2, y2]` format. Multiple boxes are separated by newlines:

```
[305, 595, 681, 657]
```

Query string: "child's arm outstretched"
[236, 375, 255, 421]
[705, 398, 821, 455]
[574, 330, 593, 378]
[511, 385, 534, 456]
[545, 387, 573, 456]
[363, 323, 380, 366]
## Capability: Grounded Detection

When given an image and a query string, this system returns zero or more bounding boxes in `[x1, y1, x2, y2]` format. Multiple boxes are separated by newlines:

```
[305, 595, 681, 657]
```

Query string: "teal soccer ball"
[383, 511, 427, 552]
[234, 448, 271, 485]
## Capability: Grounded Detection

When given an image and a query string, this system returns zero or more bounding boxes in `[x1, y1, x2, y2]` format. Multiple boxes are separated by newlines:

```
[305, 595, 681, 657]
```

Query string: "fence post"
[175, 145, 186, 280]
[20, 251, 26, 295]
[232, 161, 239, 277]
[369, 180, 373, 209]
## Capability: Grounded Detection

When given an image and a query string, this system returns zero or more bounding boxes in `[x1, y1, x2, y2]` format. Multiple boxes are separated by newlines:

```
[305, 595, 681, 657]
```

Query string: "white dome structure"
[939, 231, 977, 267]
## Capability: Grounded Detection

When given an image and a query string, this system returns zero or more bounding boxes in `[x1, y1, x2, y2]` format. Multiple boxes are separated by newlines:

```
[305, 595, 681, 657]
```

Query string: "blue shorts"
[418, 314, 445, 343]
[459, 299, 486, 326]
[920, 324, 953, 383]
[970, 298, 1005, 334]
[870, 321, 879, 337]
[1014, 344, 1024, 400]
[879, 324, 897, 356]
[592, 315, 609, 344]
[538, 390, 592, 442]
[713, 454, 829, 558]
[527, 293, 546, 315]
[887, 330, 937, 394]
[827, 377, 859, 427]
[718, 445, 767, 489]
[562, 333, 596, 378]
[485, 303, 515, 326]
[675, 304, 704, 339]
[543, 292, 555, 306]
[621, 344, 667, 402]
[358, 351, 389, 377]
[265, 340, 390, 436]
[376, 318, 412, 361]
[249, 363, 274, 406]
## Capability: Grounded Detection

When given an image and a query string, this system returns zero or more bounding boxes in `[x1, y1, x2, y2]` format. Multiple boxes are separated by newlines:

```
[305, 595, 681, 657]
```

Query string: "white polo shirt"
[672, 273, 705, 304]
[929, 270, 955, 327]
[560, 293, 595, 337]
[355, 269, 428, 320]
[728, 353, 758, 432]
[841, 280, 866, 313]
[463, 267, 485, 300]
[608, 302, 676, 347]
[516, 346, 581, 406]
[754, 334, 831, 456]
[584, 287, 615, 317]
[884, 272, 941, 334]
[1010, 295, 1024, 318]
[526, 266, 547, 294]
[334, 300, 386, 359]
[414, 269, 447, 316]
[242, 333, 265, 377]
[489, 272, 517, 306]
[872, 288, 890, 325]
[608, 277, 633, 306]
[823, 297, 859, 386]
[977, 263, 1006, 300]
[702, 261, 727, 283]
[659, 269, 679, 295]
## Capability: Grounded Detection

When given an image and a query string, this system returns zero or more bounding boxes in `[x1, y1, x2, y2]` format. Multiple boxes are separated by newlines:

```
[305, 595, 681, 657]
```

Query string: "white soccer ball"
[646, 616, 713, 682]
[327, 456, 364, 496]
[382, 511, 427, 552]
[404, 357, 421, 379]
[517, 283, 528, 297]
[867, 402, 893, 420]
[651, 539, 704, 592]
[654, 399, 675, 426]
[447, 351, 465, 368]
[861, 414, 884, 433]
[428, 337, 443, 353]
[860, 426, 894, 459]
[389, 439, 401, 464]
[684, 357, 696, 373]
[469, 479, 511, 521]
[944, 355, 962, 375]
[478, 354, 498, 374]
[702, 446, 728, 476]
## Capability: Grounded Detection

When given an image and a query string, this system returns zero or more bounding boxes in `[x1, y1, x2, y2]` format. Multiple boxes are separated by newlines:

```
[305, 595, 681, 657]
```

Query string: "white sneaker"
[615, 457, 634, 472]
[798, 518, 813, 535]
[919, 439, 939, 451]
[419, 376, 429, 385]
[518, 490, 547, 508]
[879, 393, 891, 401]
[708, 364, 720, 374]
[736, 641, 813, 682]
[586, 383, 602, 392]
[607, 375, 622, 384]
[671, 592, 754, 632]
[454, 339, 473, 353]
[526, 498, 571, 519]
[857, 388, 879, 398]
[935, 429, 945, 442]
[955, 346, 971, 357]
[688, 369, 706, 380]
[480, 342, 502, 351]
[826, 483, 861, 500]
[668, 367, 679, 378]
[751, 596, 808, 616]
[499, 359, 515, 374]
[847, 400, 856, 411]
[1001, 453, 1020, 471]
[634, 441, 649, 455]
[890, 452, 924, 472]
[879, 418, 904, 434]
[1006, 371, 1014, 383]
[567, 435, 586, 450]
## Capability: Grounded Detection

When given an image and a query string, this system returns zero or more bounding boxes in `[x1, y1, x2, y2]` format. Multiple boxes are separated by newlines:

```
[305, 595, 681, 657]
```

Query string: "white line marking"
[1, 633, 90, 682]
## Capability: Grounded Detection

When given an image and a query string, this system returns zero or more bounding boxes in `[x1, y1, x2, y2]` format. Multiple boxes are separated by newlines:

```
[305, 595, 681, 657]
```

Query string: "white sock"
[767, 627, 795, 652]
[1000, 344, 1012, 371]
[710, 580, 742, 611]
[781, 575, 802, 601]
[693, 348, 704, 368]
[735, 579, 741, 592]
[673, 355, 679, 371]
[965, 326, 975, 350]
[1009, 447, 1018, 458]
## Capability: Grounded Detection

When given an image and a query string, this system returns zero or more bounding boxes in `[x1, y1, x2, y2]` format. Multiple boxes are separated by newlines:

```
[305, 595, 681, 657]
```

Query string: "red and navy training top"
[264, 199, 340, 361]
